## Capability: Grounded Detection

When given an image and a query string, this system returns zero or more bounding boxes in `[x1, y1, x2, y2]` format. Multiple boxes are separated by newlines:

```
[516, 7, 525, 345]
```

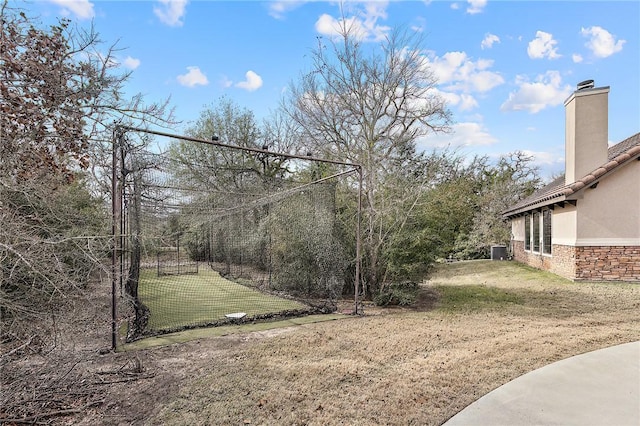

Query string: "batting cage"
[110, 125, 362, 347]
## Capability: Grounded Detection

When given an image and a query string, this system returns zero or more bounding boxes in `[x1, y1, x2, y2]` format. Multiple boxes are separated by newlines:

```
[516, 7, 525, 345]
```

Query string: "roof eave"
[503, 134, 640, 220]
[502, 195, 569, 219]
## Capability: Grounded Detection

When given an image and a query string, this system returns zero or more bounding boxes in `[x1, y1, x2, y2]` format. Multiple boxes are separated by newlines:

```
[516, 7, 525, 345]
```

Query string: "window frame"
[524, 214, 531, 251]
[532, 211, 541, 253]
[543, 209, 552, 255]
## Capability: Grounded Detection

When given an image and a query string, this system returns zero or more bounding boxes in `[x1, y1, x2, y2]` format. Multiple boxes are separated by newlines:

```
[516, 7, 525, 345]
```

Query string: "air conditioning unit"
[491, 245, 507, 261]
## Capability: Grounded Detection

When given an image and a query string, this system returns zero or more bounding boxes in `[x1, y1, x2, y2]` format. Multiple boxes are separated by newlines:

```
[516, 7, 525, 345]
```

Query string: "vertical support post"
[268, 203, 272, 289]
[120, 192, 125, 295]
[119, 142, 126, 296]
[111, 127, 120, 351]
[354, 166, 363, 314]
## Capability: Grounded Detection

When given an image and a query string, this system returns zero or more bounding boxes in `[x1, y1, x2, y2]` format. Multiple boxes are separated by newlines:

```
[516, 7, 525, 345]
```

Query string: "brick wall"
[511, 240, 640, 281]
[550, 244, 576, 280]
[511, 240, 557, 274]
[574, 246, 640, 281]
[512, 240, 525, 262]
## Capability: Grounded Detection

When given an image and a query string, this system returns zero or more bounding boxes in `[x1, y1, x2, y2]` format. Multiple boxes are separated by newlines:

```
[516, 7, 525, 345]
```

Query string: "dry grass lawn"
[4, 260, 640, 425]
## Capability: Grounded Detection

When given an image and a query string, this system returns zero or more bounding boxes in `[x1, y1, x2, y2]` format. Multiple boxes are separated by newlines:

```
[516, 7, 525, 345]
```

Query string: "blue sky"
[22, 0, 640, 179]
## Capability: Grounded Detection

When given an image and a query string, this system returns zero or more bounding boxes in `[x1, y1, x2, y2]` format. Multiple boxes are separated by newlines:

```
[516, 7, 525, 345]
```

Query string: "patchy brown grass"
[3, 260, 640, 425]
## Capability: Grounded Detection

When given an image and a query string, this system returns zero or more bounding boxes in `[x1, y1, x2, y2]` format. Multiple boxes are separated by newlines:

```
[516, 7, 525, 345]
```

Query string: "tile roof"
[503, 132, 640, 218]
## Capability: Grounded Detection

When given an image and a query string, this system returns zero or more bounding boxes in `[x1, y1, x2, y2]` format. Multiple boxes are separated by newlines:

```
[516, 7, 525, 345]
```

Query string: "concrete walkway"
[444, 341, 640, 426]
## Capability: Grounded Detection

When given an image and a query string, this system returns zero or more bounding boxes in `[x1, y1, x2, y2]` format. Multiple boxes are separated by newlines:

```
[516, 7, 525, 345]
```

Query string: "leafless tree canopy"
[0, 2, 174, 354]
[283, 24, 452, 294]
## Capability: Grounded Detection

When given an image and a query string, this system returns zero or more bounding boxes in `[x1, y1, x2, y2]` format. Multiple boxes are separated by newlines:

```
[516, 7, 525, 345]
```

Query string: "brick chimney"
[564, 80, 609, 185]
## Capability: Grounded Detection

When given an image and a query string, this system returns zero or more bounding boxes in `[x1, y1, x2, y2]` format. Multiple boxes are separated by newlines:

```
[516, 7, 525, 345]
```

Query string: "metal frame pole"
[117, 125, 360, 169]
[110, 129, 119, 350]
[355, 166, 363, 314]
[113, 124, 365, 316]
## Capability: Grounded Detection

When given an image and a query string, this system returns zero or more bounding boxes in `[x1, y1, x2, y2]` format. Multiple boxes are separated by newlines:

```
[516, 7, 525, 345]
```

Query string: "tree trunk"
[125, 164, 149, 339]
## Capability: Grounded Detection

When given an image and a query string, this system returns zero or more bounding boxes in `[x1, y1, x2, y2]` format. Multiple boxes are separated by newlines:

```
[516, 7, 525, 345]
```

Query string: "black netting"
[114, 133, 359, 341]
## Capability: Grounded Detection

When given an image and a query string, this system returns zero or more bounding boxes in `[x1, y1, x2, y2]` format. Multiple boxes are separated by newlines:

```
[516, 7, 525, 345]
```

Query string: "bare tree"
[0, 2, 173, 353]
[283, 24, 451, 295]
[454, 151, 542, 258]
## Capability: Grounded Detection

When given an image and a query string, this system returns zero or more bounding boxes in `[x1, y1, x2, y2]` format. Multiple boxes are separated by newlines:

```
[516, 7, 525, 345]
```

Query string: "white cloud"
[432, 89, 479, 111]
[469, 70, 505, 93]
[581, 26, 625, 58]
[426, 51, 504, 94]
[450, 3, 460, 10]
[315, 2, 391, 42]
[422, 51, 502, 113]
[521, 149, 564, 167]
[48, 0, 94, 19]
[177, 66, 208, 87]
[459, 94, 479, 111]
[154, 0, 188, 27]
[315, 14, 343, 36]
[435, 90, 463, 107]
[572, 53, 583, 63]
[122, 56, 141, 70]
[411, 16, 426, 33]
[235, 70, 263, 92]
[500, 71, 572, 114]
[481, 33, 500, 50]
[268, 1, 305, 19]
[527, 31, 561, 59]
[419, 121, 497, 150]
[466, 0, 487, 14]
[219, 76, 233, 89]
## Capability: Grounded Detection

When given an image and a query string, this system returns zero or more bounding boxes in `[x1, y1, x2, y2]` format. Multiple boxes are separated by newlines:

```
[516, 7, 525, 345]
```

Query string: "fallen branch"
[94, 373, 155, 385]
[0, 400, 103, 424]
[0, 335, 35, 360]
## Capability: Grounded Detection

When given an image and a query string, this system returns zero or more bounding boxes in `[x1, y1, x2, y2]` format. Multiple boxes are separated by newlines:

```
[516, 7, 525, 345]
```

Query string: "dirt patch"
[2, 260, 640, 425]
[410, 286, 440, 311]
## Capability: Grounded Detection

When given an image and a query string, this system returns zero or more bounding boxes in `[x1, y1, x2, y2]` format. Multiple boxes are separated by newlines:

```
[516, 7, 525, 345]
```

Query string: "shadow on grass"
[429, 284, 611, 319]
[430, 259, 572, 286]
[433, 285, 523, 311]
[422, 260, 634, 318]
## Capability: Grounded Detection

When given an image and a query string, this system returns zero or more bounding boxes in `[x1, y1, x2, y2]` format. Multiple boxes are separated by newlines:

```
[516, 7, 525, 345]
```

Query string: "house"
[502, 81, 640, 281]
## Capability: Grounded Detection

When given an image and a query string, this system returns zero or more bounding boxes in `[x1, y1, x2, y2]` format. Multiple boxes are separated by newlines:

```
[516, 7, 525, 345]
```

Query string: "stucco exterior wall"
[576, 161, 640, 244]
[510, 216, 525, 241]
[508, 156, 639, 282]
[552, 204, 577, 246]
[564, 87, 609, 184]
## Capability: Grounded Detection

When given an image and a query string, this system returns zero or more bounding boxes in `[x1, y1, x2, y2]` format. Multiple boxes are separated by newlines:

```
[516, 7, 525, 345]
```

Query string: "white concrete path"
[444, 341, 640, 426]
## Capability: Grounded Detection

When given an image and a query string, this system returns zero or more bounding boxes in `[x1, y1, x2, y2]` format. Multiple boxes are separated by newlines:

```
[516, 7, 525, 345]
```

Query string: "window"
[532, 211, 540, 252]
[524, 214, 531, 251]
[543, 209, 552, 254]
